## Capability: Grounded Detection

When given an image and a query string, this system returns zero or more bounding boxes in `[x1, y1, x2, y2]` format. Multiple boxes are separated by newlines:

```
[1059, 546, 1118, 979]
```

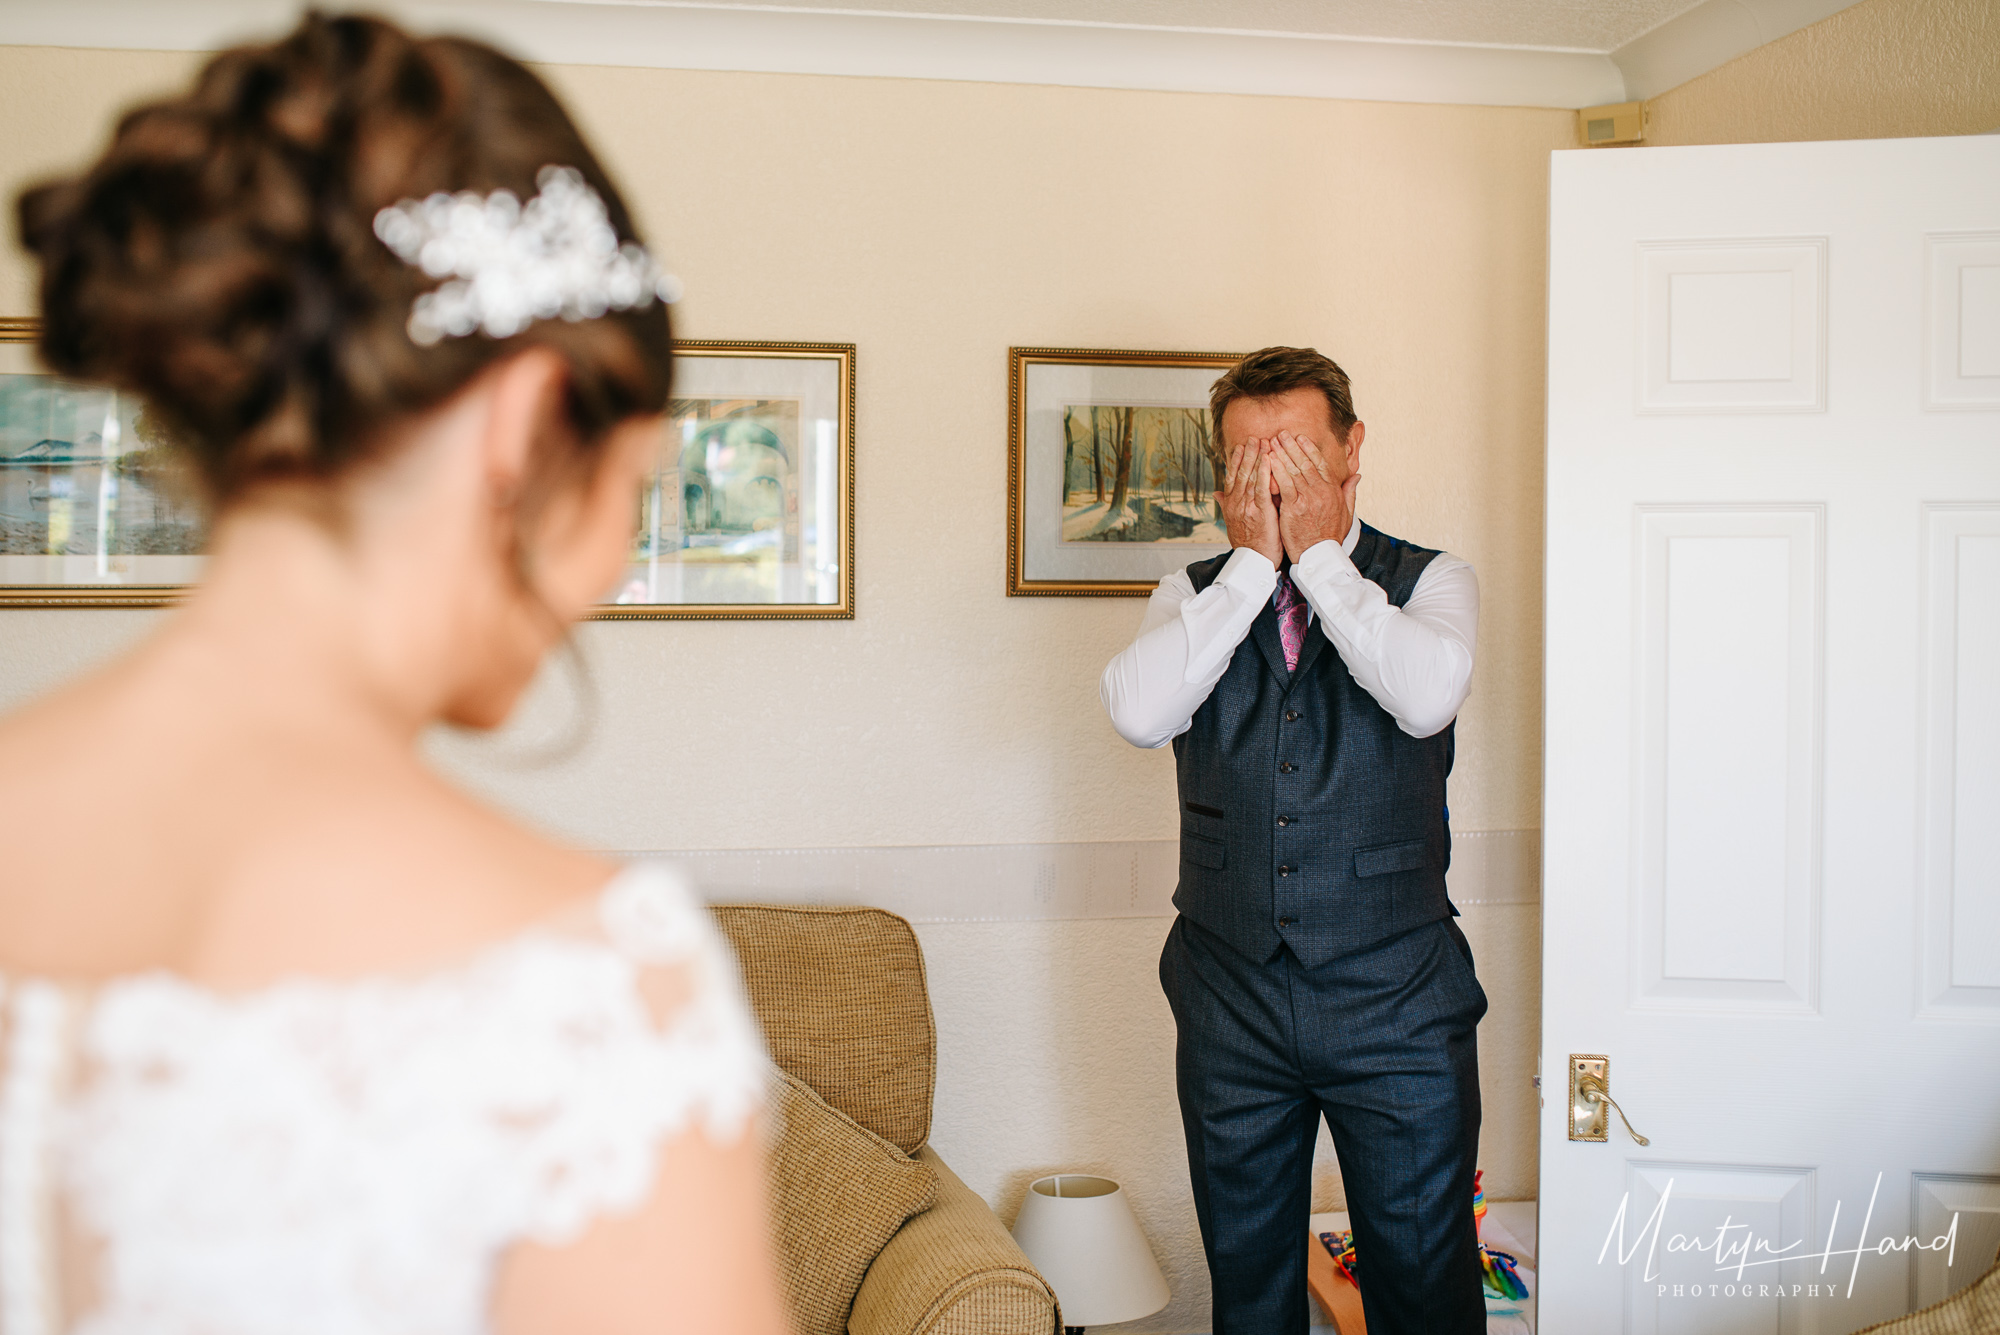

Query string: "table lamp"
[1011, 1174, 1170, 1333]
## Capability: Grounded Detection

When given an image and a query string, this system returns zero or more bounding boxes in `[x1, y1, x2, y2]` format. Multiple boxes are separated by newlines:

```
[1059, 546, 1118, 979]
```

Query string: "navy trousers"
[1158, 913, 1490, 1335]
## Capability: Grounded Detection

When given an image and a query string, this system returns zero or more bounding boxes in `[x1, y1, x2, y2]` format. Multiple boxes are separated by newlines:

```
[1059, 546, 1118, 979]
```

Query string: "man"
[1100, 346, 1488, 1335]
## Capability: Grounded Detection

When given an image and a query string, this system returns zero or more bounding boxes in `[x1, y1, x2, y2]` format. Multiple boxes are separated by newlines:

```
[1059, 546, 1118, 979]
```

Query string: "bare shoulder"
[0, 651, 132, 791]
[191, 758, 619, 987]
[0, 665, 616, 985]
[0, 662, 183, 966]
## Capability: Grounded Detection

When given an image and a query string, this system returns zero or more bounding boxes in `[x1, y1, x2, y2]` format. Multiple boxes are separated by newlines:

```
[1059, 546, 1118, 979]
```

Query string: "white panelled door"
[1541, 136, 2000, 1335]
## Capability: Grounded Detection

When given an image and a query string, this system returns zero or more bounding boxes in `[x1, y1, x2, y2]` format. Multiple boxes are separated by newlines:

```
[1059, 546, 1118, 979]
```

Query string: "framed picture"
[0, 324, 855, 618]
[0, 318, 205, 606]
[605, 339, 854, 619]
[1007, 346, 1240, 596]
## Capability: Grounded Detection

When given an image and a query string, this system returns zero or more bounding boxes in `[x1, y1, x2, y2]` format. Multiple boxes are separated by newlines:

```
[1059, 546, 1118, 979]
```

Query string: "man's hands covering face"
[1216, 431, 1361, 567]
[1216, 439, 1283, 567]
[1267, 430, 1359, 563]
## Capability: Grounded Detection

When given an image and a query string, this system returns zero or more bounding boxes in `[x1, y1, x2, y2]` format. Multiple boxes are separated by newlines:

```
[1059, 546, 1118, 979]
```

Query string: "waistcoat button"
[1278, 865, 1293, 876]
[1276, 816, 1291, 827]
[1278, 916, 1295, 926]
[1279, 761, 1295, 773]
[1285, 711, 1300, 722]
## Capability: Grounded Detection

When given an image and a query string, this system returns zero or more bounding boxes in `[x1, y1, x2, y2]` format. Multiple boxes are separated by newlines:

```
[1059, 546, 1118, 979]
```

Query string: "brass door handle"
[1568, 1054, 1650, 1145]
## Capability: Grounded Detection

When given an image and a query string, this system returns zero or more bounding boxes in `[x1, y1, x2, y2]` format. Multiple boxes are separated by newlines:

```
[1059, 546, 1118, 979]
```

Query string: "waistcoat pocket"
[1353, 838, 1427, 878]
[1181, 830, 1227, 870]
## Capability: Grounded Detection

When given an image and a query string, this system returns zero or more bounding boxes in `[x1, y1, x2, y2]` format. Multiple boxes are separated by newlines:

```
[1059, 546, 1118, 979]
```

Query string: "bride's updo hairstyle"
[16, 10, 671, 507]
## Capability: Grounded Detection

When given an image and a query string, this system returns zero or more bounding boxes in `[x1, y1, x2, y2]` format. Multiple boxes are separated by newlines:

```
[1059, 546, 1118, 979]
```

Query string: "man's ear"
[479, 347, 571, 498]
[1344, 419, 1365, 473]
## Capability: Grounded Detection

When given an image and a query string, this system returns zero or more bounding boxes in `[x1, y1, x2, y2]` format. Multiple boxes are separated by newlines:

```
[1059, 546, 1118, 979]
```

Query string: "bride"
[0, 12, 787, 1334]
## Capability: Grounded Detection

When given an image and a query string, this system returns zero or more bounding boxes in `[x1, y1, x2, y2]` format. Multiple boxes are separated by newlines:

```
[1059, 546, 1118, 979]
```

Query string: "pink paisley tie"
[1274, 570, 1308, 672]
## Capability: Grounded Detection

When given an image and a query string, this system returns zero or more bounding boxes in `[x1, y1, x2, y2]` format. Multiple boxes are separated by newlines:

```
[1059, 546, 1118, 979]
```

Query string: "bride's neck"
[155, 491, 480, 748]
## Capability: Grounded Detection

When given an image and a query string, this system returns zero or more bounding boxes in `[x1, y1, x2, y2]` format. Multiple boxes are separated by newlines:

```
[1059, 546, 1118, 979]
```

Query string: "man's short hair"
[1209, 346, 1357, 445]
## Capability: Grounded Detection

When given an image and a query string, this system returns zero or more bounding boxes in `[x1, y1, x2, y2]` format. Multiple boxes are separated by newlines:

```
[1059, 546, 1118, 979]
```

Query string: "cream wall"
[0, 43, 1564, 1331]
[1643, 0, 2000, 146]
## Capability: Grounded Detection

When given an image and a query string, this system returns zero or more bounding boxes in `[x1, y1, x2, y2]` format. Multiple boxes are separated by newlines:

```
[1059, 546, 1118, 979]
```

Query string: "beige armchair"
[1851, 1244, 2000, 1335]
[712, 905, 1059, 1335]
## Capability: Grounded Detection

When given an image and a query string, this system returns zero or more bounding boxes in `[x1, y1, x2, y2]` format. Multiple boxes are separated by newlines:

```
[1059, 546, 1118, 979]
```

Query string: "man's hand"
[1268, 431, 1359, 562]
[1216, 438, 1282, 567]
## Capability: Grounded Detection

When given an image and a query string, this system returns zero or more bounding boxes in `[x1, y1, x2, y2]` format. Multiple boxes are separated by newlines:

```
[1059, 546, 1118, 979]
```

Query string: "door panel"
[1639, 240, 1827, 412]
[1618, 1161, 1816, 1335]
[1925, 234, 2000, 408]
[1636, 506, 1821, 1012]
[1921, 505, 2000, 1010]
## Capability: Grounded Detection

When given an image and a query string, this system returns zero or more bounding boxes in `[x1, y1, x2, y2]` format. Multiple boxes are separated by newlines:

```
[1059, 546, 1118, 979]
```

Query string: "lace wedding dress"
[0, 863, 769, 1335]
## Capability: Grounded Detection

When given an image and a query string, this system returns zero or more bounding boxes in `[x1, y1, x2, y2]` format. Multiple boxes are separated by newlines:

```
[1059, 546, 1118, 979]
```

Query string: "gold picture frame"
[1007, 345, 1241, 596]
[605, 339, 855, 621]
[0, 318, 200, 606]
[0, 323, 856, 618]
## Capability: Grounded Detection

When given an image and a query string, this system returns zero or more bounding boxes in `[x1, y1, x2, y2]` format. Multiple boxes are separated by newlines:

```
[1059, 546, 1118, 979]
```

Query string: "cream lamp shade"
[1010, 1174, 1170, 1330]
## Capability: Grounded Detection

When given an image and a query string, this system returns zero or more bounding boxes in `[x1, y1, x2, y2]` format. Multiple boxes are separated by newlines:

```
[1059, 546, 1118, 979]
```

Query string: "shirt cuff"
[1294, 537, 1360, 585]
[1216, 545, 1279, 592]
[1178, 547, 1278, 684]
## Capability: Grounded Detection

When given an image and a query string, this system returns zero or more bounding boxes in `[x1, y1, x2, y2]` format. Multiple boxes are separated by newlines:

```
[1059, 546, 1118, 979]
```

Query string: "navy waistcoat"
[1171, 523, 1458, 968]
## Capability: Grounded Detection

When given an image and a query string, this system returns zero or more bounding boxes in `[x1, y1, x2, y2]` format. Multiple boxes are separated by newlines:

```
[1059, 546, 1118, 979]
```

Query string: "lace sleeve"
[506, 863, 773, 1246]
[44, 863, 768, 1335]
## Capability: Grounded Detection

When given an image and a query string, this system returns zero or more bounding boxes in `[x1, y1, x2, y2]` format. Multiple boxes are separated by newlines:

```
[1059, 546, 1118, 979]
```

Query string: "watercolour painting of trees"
[1059, 404, 1224, 544]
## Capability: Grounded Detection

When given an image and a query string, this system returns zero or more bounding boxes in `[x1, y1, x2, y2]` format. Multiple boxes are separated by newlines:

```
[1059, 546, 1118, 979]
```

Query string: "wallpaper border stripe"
[621, 828, 1540, 923]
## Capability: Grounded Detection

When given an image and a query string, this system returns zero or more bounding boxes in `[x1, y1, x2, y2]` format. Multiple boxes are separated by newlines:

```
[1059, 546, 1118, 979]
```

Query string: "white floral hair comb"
[372, 165, 682, 346]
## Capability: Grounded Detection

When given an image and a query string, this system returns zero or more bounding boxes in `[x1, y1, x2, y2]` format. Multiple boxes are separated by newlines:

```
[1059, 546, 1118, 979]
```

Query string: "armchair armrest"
[848, 1148, 1060, 1335]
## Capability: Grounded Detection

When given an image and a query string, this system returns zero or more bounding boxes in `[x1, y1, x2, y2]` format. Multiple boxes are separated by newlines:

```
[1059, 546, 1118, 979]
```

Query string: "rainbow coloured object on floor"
[1480, 1244, 1530, 1300]
[1314, 1169, 1530, 1303]
[1472, 1169, 1531, 1300]
[1317, 1228, 1359, 1286]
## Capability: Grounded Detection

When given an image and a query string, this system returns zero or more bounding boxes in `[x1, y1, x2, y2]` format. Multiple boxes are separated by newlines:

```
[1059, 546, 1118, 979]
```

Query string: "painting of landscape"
[1061, 404, 1223, 544]
[612, 396, 805, 606]
[0, 373, 205, 561]
[655, 397, 801, 560]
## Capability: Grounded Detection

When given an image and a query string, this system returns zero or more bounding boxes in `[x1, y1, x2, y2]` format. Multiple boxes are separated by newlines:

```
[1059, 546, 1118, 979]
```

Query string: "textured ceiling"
[643, 0, 1712, 51]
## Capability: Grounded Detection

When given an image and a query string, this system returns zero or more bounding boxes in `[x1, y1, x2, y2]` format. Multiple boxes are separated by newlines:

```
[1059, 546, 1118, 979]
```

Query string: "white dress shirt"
[1099, 520, 1478, 748]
